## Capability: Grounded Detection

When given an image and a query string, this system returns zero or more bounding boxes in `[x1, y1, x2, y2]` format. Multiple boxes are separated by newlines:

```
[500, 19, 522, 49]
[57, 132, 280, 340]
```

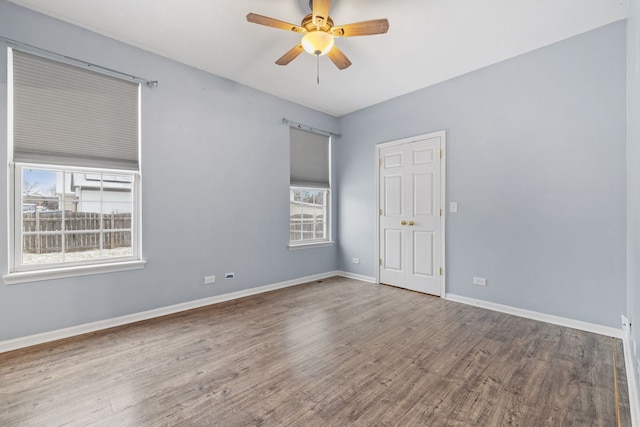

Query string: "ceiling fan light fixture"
[247, 0, 388, 70]
[301, 31, 334, 56]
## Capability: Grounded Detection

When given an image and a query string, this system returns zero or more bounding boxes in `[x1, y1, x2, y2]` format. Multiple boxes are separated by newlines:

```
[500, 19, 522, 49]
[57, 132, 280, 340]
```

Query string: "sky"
[23, 168, 57, 195]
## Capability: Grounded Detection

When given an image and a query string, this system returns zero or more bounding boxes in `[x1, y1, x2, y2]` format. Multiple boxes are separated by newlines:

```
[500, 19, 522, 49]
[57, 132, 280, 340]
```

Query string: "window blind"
[12, 49, 140, 171]
[290, 127, 330, 188]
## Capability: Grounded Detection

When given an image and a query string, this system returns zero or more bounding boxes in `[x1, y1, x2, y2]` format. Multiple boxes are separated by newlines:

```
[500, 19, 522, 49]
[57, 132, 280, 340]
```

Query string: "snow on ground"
[22, 247, 133, 265]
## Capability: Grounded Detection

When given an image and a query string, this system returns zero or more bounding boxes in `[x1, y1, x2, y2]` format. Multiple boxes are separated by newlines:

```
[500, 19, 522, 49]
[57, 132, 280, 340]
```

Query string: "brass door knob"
[401, 220, 407, 225]
[408, 221, 415, 226]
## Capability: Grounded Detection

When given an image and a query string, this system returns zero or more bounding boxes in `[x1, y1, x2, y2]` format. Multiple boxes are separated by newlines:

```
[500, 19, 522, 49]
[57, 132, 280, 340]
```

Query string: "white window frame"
[4, 163, 144, 284]
[288, 186, 332, 250]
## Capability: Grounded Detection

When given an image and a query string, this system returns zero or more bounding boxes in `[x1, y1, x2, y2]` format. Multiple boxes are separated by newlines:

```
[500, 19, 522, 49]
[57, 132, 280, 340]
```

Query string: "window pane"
[312, 205, 323, 221]
[21, 168, 63, 265]
[66, 212, 101, 232]
[22, 168, 58, 211]
[22, 233, 63, 265]
[17, 165, 137, 269]
[104, 213, 132, 231]
[22, 230, 64, 258]
[114, 231, 133, 252]
[101, 174, 133, 215]
[104, 230, 133, 254]
[289, 187, 328, 244]
[66, 232, 101, 252]
[306, 191, 316, 203]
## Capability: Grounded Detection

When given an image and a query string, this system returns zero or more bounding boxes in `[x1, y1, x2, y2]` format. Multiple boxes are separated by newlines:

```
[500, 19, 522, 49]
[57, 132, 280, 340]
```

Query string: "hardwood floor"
[0, 277, 631, 426]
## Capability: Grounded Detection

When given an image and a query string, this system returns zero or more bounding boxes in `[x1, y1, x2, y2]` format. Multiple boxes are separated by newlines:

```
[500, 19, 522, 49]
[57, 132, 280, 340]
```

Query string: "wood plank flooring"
[0, 277, 631, 426]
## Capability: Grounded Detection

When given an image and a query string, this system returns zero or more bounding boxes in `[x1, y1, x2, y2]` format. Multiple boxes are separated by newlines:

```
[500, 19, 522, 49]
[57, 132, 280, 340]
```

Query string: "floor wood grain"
[0, 277, 630, 426]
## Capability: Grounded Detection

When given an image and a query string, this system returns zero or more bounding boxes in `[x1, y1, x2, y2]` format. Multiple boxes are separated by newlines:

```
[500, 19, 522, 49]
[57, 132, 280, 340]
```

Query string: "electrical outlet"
[622, 314, 631, 334]
[473, 277, 486, 286]
[225, 272, 235, 279]
[450, 202, 458, 213]
[204, 275, 215, 284]
[352, 258, 360, 264]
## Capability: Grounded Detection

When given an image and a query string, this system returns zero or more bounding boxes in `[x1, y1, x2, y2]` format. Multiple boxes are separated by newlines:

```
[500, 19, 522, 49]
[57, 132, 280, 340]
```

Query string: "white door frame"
[375, 130, 446, 296]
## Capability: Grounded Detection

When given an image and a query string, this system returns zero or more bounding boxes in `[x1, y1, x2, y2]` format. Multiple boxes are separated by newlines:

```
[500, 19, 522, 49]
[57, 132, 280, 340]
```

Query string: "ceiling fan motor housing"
[301, 14, 334, 32]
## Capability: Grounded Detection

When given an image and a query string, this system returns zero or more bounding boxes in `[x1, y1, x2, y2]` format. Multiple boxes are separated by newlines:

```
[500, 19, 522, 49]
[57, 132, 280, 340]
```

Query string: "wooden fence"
[23, 211, 131, 254]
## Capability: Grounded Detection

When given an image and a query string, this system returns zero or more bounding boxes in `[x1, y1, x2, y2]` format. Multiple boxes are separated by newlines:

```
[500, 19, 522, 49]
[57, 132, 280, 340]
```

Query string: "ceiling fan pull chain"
[317, 54, 320, 85]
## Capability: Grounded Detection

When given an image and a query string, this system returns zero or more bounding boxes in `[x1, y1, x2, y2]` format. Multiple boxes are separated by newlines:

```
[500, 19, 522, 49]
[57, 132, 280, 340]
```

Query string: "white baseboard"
[336, 270, 376, 283]
[0, 270, 340, 354]
[622, 332, 640, 427]
[445, 293, 624, 339]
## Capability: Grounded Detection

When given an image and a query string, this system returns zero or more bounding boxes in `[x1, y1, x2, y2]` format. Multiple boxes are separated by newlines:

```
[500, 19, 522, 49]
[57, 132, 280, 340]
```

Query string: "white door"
[378, 133, 443, 295]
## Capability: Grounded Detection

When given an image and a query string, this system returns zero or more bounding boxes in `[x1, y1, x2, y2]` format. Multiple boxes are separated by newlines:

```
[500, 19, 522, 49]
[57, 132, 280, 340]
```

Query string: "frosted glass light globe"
[301, 31, 334, 56]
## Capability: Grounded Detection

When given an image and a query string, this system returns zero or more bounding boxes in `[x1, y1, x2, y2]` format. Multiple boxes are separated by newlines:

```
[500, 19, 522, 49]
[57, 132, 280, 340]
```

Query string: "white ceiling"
[8, 0, 629, 117]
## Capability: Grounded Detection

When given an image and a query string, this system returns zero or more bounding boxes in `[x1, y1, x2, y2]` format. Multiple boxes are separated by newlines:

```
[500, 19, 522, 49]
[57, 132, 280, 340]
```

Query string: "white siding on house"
[76, 189, 132, 214]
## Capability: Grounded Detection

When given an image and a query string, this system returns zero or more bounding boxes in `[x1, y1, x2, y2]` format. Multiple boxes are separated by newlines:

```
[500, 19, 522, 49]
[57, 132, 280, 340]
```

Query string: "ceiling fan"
[246, 0, 389, 71]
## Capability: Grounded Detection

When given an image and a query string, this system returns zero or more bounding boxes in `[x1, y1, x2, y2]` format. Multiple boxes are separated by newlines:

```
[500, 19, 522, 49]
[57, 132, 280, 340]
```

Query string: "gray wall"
[0, 1, 339, 341]
[627, 0, 640, 392]
[337, 22, 627, 328]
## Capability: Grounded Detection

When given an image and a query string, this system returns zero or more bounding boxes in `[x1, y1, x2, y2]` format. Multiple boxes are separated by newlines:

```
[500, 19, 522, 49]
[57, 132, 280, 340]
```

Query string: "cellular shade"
[290, 127, 330, 188]
[12, 49, 140, 171]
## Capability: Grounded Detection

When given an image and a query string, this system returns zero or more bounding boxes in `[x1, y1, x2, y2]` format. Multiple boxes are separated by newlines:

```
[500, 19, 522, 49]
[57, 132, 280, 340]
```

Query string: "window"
[290, 187, 328, 242]
[17, 166, 137, 267]
[289, 127, 331, 247]
[5, 49, 143, 283]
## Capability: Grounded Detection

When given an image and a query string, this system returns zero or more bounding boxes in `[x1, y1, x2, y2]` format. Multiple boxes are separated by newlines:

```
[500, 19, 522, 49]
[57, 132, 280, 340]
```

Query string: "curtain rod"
[1, 35, 158, 88]
[282, 118, 341, 138]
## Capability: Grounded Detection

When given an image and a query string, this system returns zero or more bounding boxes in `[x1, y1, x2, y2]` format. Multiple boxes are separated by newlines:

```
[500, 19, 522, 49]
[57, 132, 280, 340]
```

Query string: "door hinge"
[439, 208, 443, 217]
[439, 267, 443, 276]
[439, 149, 443, 158]
[378, 159, 382, 167]
[379, 208, 382, 215]
[379, 258, 382, 266]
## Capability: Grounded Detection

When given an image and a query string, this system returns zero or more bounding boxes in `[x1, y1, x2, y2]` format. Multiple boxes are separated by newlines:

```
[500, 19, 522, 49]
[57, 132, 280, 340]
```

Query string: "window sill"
[288, 241, 334, 251]
[3, 260, 147, 285]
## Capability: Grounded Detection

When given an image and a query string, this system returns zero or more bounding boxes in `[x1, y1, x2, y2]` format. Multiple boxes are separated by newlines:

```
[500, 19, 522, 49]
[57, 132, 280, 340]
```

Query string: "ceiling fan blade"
[312, 0, 332, 28]
[331, 19, 389, 37]
[246, 13, 307, 34]
[276, 44, 305, 66]
[327, 45, 352, 70]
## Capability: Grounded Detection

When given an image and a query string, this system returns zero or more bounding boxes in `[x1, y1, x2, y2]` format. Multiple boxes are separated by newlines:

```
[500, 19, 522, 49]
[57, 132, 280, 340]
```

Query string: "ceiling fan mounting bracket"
[301, 14, 334, 33]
